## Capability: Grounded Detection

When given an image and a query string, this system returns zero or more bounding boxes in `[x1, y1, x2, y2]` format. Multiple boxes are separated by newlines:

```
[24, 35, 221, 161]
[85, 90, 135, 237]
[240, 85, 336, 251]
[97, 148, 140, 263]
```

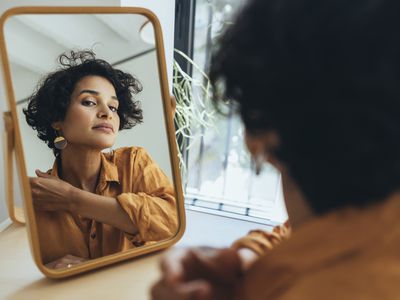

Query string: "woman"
[151, 0, 400, 298]
[25, 50, 177, 269]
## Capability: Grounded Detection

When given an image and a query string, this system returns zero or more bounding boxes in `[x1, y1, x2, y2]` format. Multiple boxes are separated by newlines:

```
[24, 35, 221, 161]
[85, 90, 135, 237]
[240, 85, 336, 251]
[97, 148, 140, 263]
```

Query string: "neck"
[59, 145, 102, 193]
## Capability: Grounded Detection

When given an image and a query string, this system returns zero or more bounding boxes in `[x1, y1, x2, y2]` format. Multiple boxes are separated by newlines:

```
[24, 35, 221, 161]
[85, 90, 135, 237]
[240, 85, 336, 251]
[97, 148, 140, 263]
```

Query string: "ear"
[51, 121, 62, 131]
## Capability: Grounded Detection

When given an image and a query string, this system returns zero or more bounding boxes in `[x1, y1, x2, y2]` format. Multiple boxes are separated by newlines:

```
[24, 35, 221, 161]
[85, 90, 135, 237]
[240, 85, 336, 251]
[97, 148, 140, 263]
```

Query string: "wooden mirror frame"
[0, 6, 185, 278]
[3, 111, 25, 224]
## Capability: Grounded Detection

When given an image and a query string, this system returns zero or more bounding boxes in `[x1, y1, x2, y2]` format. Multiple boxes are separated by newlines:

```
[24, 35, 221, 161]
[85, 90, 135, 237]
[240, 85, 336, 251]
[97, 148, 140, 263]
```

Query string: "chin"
[100, 142, 115, 149]
[90, 140, 115, 150]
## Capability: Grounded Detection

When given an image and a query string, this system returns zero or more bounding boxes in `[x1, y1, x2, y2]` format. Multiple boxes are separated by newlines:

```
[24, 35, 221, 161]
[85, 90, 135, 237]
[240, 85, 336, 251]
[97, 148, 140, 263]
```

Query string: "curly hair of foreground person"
[210, 0, 400, 214]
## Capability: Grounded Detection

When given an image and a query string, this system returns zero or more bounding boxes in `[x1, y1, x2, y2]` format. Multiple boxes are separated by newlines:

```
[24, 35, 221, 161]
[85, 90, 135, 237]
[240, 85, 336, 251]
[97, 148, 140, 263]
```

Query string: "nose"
[97, 102, 112, 119]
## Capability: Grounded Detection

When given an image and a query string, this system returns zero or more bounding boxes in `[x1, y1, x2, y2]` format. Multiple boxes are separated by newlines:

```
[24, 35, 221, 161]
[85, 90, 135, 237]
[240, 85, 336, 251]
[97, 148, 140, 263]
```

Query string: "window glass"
[185, 0, 287, 224]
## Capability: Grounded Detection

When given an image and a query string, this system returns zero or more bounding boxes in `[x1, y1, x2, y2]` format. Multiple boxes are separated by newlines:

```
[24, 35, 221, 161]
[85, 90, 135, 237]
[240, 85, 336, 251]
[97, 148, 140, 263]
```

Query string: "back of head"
[210, 0, 400, 214]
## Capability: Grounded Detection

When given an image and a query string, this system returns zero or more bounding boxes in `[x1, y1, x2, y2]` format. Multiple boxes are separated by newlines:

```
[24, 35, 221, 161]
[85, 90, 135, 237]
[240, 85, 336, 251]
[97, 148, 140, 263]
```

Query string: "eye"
[81, 98, 96, 106]
[109, 105, 118, 112]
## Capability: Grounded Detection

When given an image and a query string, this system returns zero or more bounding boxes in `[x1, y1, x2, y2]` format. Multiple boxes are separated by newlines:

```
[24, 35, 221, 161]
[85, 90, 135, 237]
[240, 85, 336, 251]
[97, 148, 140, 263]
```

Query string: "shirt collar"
[99, 151, 120, 184]
[48, 153, 120, 184]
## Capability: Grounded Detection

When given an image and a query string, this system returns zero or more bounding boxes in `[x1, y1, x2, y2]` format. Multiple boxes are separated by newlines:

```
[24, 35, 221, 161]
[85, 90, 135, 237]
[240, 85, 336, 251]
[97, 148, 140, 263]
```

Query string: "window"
[175, 0, 287, 225]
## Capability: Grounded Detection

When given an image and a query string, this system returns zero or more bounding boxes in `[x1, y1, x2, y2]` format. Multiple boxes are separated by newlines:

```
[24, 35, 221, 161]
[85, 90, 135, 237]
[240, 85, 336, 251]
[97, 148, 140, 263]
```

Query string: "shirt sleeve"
[115, 148, 178, 243]
[231, 220, 291, 256]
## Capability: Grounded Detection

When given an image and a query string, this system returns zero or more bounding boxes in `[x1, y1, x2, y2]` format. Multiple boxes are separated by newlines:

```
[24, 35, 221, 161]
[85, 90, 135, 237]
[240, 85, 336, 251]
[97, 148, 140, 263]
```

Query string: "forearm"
[69, 187, 138, 235]
[116, 192, 178, 241]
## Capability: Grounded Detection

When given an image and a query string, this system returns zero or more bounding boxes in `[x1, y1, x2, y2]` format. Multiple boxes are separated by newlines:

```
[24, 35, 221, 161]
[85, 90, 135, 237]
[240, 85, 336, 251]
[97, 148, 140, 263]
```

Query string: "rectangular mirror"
[0, 6, 185, 278]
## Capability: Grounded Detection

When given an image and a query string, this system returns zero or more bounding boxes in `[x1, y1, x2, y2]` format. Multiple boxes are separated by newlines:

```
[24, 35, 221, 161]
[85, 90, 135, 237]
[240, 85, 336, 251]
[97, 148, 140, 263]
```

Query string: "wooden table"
[0, 210, 273, 300]
[0, 224, 163, 300]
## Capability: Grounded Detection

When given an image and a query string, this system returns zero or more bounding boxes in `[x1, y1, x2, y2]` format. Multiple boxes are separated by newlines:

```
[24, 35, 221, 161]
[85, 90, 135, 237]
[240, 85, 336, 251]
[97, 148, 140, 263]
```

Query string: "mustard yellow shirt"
[236, 195, 400, 299]
[35, 147, 177, 264]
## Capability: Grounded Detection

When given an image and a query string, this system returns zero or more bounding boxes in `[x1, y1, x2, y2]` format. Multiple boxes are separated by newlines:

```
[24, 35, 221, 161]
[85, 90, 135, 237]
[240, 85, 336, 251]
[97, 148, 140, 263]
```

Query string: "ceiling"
[4, 13, 155, 76]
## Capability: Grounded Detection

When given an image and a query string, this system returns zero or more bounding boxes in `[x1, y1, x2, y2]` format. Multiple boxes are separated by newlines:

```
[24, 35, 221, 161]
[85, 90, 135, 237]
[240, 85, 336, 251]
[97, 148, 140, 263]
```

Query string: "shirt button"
[90, 233, 96, 239]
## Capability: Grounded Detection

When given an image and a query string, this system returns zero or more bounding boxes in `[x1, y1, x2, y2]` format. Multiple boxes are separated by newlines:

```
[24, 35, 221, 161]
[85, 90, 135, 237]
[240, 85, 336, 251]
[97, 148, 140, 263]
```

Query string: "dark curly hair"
[210, 0, 400, 214]
[23, 50, 143, 156]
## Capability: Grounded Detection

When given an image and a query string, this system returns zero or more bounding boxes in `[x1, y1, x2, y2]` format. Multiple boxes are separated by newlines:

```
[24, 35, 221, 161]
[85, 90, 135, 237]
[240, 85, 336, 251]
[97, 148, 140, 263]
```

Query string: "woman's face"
[53, 75, 120, 151]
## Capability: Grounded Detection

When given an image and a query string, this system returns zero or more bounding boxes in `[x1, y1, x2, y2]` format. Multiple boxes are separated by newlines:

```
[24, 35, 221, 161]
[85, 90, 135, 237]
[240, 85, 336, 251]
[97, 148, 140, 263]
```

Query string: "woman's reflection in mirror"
[23, 50, 177, 269]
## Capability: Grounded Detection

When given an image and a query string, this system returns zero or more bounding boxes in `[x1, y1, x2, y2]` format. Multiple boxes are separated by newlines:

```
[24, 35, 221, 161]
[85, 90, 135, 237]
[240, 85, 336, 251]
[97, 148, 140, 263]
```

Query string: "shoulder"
[239, 203, 400, 299]
[111, 147, 153, 166]
[112, 146, 150, 158]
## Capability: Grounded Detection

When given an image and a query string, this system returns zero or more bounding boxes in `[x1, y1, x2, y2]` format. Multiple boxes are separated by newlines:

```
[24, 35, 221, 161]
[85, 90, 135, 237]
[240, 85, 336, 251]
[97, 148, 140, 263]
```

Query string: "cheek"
[266, 154, 285, 173]
[114, 114, 120, 129]
[62, 107, 92, 135]
[244, 135, 259, 157]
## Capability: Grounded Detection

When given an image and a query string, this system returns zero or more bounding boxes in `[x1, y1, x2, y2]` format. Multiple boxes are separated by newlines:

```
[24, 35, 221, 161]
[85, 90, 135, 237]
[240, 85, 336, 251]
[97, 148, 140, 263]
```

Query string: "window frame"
[173, 0, 285, 226]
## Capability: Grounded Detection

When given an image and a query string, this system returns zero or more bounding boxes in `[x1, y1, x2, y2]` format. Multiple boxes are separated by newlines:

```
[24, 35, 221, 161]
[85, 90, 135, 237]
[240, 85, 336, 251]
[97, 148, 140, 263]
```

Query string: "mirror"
[0, 7, 185, 278]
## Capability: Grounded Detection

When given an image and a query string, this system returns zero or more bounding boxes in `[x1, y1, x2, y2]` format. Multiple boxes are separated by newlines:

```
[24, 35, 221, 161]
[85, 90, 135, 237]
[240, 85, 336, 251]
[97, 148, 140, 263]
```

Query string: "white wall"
[0, 0, 175, 224]
[114, 51, 172, 179]
[120, 0, 175, 88]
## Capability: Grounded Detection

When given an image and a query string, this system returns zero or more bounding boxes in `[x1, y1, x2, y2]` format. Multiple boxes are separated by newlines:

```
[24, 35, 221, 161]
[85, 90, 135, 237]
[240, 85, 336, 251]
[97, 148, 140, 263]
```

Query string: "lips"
[92, 123, 114, 133]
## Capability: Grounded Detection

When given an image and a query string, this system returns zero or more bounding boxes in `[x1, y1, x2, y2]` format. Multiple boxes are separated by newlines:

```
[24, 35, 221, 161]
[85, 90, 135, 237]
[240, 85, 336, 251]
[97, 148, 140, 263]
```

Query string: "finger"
[193, 248, 242, 283]
[151, 280, 178, 300]
[59, 256, 82, 265]
[159, 247, 242, 287]
[55, 263, 76, 269]
[53, 262, 68, 269]
[35, 169, 52, 178]
[151, 279, 211, 300]
[67, 256, 86, 264]
[45, 260, 58, 269]
[29, 177, 39, 186]
[177, 280, 212, 300]
[160, 248, 189, 282]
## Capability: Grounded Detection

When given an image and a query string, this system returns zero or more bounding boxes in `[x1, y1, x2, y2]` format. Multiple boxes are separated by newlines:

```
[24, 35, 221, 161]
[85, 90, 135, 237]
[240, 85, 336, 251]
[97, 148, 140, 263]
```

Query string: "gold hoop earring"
[54, 132, 67, 150]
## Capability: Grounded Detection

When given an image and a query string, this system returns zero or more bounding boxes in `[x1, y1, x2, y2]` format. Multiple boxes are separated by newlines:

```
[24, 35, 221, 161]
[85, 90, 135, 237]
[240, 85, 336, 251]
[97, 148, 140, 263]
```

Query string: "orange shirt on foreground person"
[235, 195, 400, 300]
[35, 146, 177, 265]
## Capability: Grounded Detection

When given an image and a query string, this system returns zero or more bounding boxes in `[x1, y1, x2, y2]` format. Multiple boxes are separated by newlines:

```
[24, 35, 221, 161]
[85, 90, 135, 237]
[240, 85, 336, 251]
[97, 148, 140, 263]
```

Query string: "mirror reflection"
[4, 14, 178, 270]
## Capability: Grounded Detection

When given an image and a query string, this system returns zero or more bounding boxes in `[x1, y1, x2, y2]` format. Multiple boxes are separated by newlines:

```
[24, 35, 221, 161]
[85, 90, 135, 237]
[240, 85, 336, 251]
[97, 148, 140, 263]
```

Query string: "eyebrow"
[79, 89, 118, 101]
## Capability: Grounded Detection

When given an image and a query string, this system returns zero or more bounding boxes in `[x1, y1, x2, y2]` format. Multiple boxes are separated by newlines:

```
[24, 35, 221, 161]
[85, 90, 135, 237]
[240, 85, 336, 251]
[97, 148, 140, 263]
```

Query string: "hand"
[30, 170, 73, 211]
[151, 247, 243, 300]
[45, 254, 87, 269]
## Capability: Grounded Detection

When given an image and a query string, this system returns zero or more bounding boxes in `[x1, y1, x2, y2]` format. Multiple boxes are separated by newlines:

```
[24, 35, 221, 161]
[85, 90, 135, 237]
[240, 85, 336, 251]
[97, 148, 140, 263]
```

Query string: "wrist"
[68, 185, 82, 213]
